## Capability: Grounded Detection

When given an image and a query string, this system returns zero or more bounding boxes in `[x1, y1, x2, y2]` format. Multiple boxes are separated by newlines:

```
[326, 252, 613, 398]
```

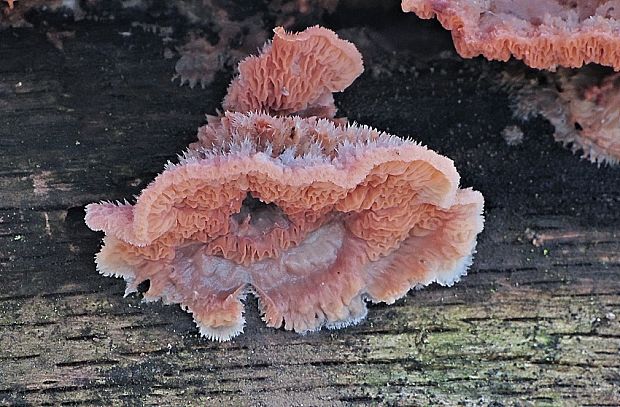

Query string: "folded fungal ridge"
[86, 112, 484, 340]
[402, 0, 620, 70]
[223, 25, 364, 118]
[85, 25, 484, 341]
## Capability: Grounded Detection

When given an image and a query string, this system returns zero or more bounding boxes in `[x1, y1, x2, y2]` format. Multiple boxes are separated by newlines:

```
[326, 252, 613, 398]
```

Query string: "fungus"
[86, 112, 484, 340]
[403, 0, 620, 164]
[402, 0, 620, 71]
[173, 36, 226, 89]
[223, 26, 364, 118]
[171, 4, 343, 91]
[506, 67, 620, 165]
[85, 26, 484, 341]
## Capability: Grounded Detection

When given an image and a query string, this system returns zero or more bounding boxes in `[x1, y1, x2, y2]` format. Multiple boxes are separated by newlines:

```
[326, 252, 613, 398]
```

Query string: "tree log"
[0, 4, 618, 406]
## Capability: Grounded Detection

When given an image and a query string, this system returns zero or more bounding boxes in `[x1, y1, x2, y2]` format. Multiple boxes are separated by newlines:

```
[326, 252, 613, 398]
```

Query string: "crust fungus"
[223, 26, 364, 118]
[507, 67, 620, 164]
[402, 1, 620, 164]
[85, 26, 484, 341]
[402, 0, 620, 70]
[172, 2, 344, 91]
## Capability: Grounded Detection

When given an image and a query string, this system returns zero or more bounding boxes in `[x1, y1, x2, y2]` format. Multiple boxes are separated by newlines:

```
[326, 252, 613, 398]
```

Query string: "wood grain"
[0, 4, 618, 406]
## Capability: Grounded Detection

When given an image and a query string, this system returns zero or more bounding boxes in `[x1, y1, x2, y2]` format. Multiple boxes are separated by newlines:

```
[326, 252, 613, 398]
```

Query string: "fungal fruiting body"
[402, 0, 620, 70]
[85, 26, 484, 341]
[403, 0, 620, 165]
[171, 2, 340, 89]
[223, 26, 364, 118]
[86, 113, 484, 340]
[506, 67, 620, 165]
[173, 37, 225, 89]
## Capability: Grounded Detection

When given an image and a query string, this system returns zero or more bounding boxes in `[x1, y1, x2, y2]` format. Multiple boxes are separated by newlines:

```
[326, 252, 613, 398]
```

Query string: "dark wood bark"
[0, 3, 618, 406]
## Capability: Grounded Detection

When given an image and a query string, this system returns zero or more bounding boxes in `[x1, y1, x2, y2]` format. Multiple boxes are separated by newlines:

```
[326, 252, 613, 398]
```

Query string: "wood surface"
[0, 3, 619, 406]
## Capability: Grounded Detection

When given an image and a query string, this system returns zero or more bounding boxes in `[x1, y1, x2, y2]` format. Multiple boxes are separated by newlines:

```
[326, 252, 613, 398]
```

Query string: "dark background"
[1, 1, 618, 405]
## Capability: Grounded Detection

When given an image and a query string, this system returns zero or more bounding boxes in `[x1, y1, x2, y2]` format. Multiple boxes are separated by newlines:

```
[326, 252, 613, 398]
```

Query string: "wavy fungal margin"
[85, 25, 484, 341]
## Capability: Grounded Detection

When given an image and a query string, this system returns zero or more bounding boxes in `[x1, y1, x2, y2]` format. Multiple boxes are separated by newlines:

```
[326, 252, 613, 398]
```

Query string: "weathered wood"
[1, 3, 619, 406]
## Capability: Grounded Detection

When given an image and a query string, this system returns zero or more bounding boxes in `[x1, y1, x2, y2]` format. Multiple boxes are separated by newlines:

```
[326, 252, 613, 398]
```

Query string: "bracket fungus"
[402, 0, 620, 70]
[402, 0, 620, 164]
[223, 26, 364, 118]
[85, 26, 484, 341]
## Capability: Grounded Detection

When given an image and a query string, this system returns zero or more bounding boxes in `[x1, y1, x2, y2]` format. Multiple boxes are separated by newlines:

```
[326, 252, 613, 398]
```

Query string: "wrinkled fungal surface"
[402, 0, 620, 70]
[85, 25, 484, 341]
[171, 1, 340, 89]
[223, 26, 364, 118]
[86, 112, 484, 340]
[506, 67, 620, 165]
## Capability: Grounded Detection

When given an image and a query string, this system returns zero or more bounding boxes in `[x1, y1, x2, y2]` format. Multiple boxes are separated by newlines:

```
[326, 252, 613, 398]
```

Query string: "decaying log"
[0, 4, 618, 406]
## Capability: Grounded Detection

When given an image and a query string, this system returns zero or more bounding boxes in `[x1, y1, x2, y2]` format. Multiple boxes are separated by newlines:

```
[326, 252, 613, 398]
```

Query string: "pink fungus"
[85, 25, 484, 340]
[402, 0, 620, 71]
[402, 1, 620, 164]
[223, 26, 364, 118]
[507, 67, 620, 165]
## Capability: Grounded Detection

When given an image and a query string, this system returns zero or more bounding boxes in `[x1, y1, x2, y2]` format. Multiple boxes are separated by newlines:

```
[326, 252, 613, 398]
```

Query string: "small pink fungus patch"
[223, 26, 364, 118]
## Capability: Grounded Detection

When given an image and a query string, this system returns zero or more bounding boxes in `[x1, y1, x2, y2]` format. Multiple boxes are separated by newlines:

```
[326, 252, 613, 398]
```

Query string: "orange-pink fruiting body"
[403, 0, 620, 71]
[223, 26, 364, 118]
[85, 26, 484, 341]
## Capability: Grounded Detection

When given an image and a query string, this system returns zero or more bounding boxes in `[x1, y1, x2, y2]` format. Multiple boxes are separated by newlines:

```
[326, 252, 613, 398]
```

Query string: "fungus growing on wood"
[173, 37, 224, 89]
[85, 25, 484, 341]
[506, 67, 620, 165]
[223, 26, 364, 118]
[402, 0, 620, 70]
[402, 0, 620, 164]
[86, 112, 484, 340]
